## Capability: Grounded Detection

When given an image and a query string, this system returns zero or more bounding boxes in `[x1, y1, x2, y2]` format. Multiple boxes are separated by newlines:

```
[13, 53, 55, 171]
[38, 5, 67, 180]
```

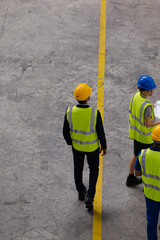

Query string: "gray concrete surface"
[0, 0, 160, 239]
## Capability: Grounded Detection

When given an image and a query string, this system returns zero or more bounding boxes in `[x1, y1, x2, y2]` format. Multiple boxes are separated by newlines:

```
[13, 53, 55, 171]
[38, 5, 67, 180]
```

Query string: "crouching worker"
[63, 83, 107, 210]
[135, 125, 160, 240]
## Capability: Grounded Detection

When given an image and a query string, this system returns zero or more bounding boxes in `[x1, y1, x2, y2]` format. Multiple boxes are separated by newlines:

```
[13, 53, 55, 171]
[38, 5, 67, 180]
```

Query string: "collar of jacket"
[76, 104, 90, 108]
[150, 146, 160, 152]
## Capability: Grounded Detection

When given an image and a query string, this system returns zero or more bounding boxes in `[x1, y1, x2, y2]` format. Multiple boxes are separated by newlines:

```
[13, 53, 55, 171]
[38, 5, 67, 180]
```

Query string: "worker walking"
[63, 83, 107, 210]
[135, 125, 160, 240]
[126, 75, 160, 187]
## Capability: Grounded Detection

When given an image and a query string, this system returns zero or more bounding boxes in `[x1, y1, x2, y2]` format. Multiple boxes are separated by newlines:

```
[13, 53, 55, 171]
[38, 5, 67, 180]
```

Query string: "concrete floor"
[0, 0, 160, 239]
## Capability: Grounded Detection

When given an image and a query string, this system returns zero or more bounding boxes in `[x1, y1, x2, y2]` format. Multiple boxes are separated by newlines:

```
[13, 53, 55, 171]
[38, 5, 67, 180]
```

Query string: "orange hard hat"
[151, 124, 160, 142]
[74, 83, 92, 101]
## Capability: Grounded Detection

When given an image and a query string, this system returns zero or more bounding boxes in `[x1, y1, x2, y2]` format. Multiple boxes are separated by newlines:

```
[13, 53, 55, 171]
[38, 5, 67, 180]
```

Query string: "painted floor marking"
[92, 0, 106, 239]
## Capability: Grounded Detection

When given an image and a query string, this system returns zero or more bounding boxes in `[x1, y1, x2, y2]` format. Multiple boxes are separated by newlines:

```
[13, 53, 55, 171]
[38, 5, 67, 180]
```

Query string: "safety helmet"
[74, 83, 92, 101]
[151, 125, 160, 142]
[137, 75, 156, 90]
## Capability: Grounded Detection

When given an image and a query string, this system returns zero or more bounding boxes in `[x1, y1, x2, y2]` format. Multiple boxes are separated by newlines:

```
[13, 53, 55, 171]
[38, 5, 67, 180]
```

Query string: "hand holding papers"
[154, 100, 160, 121]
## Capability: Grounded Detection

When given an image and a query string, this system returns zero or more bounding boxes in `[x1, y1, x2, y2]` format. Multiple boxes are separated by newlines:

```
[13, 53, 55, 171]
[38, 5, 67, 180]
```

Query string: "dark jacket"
[63, 104, 107, 150]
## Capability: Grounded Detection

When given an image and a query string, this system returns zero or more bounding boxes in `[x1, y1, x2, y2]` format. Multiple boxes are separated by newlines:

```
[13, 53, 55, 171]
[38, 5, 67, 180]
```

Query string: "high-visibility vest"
[66, 106, 99, 152]
[129, 91, 155, 144]
[139, 148, 160, 202]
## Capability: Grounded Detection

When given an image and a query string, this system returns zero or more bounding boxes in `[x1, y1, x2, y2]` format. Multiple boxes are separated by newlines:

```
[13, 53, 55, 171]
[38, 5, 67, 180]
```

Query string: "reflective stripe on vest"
[129, 92, 154, 143]
[140, 149, 160, 201]
[129, 123, 152, 136]
[68, 107, 96, 135]
[142, 149, 160, 184]
[129, 100, 151, 127]
[71, 138, 98, 145]
[67, 106, 99, 152]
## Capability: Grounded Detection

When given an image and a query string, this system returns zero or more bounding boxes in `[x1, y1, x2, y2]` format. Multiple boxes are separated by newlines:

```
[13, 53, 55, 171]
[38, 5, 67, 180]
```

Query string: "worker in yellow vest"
[63, 83, 107, 210]
[126, 75, 160, 187]
[135, 125, 160, 240]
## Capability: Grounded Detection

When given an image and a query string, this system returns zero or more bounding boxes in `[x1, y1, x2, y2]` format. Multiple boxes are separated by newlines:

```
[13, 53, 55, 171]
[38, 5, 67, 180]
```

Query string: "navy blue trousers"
[72, 147, 99, 199]
[145, 196, 160, 240]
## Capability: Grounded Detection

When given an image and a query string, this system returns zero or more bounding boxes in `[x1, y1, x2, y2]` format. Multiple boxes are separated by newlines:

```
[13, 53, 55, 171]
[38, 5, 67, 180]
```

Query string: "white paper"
[154, 100, 160, 120]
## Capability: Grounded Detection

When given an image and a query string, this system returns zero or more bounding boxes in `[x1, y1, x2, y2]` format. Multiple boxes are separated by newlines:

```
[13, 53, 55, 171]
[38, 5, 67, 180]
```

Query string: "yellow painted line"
[92, 0, 106, 239]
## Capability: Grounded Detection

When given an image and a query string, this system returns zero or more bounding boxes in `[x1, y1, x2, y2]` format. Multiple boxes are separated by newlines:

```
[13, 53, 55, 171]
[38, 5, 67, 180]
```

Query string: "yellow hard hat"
[151, 124, 160, 142]
[74, 83, 92, 101]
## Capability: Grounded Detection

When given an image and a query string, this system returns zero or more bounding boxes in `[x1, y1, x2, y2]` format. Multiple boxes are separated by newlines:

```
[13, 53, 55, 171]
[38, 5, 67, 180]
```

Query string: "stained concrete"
[0, 0, 160, 239]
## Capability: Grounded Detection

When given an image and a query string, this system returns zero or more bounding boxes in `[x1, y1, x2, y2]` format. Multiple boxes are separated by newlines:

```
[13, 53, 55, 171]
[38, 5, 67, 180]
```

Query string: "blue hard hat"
[137, 75, 156, 90]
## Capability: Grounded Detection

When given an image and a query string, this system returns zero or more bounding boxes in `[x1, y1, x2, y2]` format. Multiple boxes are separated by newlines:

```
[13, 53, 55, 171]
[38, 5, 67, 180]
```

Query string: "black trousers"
[72, 147, 99, 199]
[134, 140, 152, 156]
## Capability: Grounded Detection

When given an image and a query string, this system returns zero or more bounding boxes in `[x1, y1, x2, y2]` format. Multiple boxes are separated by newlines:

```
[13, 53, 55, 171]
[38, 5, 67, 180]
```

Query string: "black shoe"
[85, 197, 93, 210]
[78, 188, 86, 201]
[126, 175, 142, 187]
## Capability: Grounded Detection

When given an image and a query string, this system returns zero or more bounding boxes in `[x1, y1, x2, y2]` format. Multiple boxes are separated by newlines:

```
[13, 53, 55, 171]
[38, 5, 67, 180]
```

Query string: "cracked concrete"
[0, 0, 160, 239]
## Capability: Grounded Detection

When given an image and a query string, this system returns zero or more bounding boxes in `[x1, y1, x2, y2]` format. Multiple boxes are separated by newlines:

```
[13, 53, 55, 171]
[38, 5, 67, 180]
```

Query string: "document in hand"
[154, 100, 160, 120]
